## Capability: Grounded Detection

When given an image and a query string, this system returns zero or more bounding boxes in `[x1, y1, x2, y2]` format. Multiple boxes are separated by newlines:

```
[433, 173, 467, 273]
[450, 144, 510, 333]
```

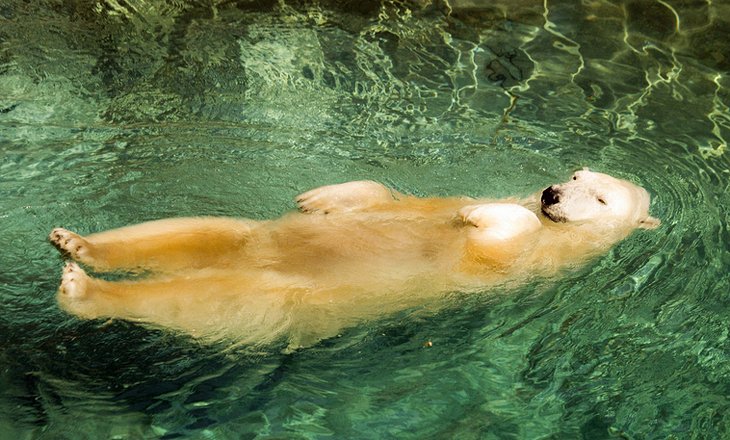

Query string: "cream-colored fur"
[49, 170, 659, 348]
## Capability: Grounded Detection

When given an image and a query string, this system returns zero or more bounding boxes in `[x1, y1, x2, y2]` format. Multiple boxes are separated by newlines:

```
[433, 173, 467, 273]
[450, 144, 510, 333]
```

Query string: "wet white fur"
[51, 170, 659, 348]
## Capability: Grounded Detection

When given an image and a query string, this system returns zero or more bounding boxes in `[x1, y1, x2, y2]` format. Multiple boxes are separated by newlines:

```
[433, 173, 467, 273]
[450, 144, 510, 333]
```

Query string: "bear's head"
[540, 168, 660, 229]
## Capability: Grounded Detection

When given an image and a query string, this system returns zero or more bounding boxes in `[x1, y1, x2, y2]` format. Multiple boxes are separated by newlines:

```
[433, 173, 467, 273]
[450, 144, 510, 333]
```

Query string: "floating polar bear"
[49, 169, 659, 348]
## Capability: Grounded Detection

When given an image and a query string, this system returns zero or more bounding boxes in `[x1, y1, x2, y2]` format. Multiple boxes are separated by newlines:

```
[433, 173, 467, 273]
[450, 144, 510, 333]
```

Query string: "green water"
[1, 0, 729, 438]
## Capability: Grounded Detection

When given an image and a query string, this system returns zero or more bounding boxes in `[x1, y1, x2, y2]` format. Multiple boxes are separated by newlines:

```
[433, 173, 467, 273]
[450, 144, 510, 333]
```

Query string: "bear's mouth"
[541, 206, 566, 223]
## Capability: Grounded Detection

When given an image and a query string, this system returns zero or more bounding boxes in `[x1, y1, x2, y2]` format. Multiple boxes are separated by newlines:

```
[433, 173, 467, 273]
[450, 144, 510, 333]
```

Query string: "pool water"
[1, 0, 729, 438]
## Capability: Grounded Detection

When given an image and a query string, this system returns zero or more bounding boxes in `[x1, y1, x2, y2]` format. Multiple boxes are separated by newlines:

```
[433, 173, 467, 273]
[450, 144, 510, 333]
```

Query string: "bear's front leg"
[458, 203, 542, 267]
[296, 180, 400, 214]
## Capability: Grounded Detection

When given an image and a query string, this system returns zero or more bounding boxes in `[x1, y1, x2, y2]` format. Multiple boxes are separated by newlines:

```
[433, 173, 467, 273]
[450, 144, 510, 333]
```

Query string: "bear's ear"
[638, 216, 661, 229]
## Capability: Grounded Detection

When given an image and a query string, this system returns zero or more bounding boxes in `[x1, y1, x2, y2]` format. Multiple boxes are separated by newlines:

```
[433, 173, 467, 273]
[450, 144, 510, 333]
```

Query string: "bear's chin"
[541, 207, 566, 223]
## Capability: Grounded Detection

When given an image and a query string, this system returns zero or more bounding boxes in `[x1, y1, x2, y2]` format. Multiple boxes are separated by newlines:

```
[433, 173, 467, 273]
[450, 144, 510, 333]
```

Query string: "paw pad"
[59, 262, 88, 298]
[49, 228, 90, 261]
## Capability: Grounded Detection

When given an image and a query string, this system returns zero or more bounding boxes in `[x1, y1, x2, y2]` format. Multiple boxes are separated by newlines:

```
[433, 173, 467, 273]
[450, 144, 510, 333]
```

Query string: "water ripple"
[1, 0, 729, 438]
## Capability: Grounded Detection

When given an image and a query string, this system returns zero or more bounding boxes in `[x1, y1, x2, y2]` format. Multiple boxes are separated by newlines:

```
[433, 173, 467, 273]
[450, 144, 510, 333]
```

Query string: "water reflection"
[0, 0, 727, 158]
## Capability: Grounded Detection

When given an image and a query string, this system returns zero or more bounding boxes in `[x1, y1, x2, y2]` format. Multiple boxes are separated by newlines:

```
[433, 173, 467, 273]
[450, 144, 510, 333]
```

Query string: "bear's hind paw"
[49, 228, 94, 262]
[59, 262, 89, 299]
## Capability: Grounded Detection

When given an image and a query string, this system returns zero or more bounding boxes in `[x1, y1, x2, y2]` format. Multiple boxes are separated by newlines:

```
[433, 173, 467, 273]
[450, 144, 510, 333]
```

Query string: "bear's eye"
[572, 175, 578, 180]
[597, 197, 607, 205]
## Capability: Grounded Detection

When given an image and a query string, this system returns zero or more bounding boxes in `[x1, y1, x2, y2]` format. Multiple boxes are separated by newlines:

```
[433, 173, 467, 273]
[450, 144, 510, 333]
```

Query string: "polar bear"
[49, 169, 659, 347]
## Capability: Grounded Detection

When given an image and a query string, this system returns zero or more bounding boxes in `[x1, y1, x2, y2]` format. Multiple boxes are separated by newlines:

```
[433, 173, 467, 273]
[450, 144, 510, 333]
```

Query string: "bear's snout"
[541, 186, 561, 206]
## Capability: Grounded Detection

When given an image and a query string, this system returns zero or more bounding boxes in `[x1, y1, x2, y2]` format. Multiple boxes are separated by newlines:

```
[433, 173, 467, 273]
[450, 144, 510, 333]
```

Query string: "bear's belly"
[242, 211, 469, 287]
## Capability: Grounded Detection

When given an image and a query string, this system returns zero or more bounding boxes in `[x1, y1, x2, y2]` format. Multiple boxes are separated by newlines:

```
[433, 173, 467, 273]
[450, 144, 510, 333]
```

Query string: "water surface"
[1, 0, 729, 438]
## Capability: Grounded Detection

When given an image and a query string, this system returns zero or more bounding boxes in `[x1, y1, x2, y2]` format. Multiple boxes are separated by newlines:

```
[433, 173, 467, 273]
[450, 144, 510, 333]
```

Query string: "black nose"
[541, 186, 560, 206]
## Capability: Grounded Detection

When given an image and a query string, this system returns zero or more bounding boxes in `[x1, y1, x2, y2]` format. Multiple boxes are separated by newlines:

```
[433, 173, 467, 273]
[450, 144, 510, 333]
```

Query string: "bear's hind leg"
[49, 217, 255, 272]
[55, 265, 300, 342]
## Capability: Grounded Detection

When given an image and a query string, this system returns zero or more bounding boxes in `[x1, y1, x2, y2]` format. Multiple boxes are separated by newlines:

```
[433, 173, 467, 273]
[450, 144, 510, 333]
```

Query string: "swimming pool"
[1, 0, 728, 438]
